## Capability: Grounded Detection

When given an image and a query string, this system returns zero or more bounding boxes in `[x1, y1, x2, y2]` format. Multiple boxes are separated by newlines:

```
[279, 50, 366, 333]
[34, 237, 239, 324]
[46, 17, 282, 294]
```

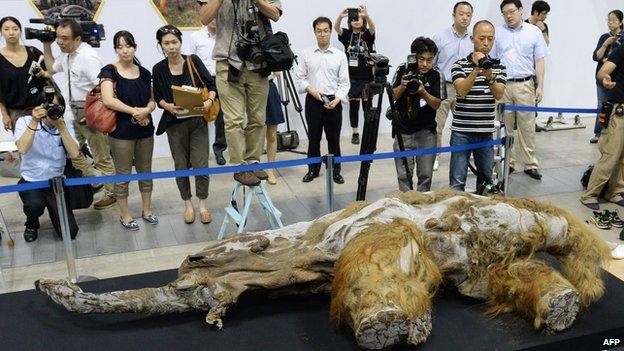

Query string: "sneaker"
[589, 136, 599, 144]
[605, 210, 624, 228]
[433, 157, 439, 172]
[234, 171, 261, 186]
[591, 211, 612, 230]
[612, 244, 624, 259]
[351, 133, 360, 145]
[23, 227, 38, 242]
[93, 195, 116, 210]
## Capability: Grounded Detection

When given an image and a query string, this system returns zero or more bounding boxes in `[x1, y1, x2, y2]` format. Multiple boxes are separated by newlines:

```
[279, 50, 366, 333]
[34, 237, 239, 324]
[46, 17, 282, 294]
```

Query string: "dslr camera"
[402, 54, 425, 95]
[25, 15, 105, 48]
[41, 85, 65, 120]
[235, 4, 265, 65]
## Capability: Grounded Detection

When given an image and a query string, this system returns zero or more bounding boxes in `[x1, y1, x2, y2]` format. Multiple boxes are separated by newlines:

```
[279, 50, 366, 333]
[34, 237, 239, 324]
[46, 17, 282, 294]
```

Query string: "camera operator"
[15, 88, 80, 242]
[0, 17, 50, 132]
[492, 0, 549, 181]
[391, 37, 446, 192]
[580, 43, 624, 210]
[188, 19, 227, 166]
[449, 20, 506, 192]
[41, 18, 116, 210]
[432, 1, 474, 171]
[334, 5, 376, 145]
[198, 0, 282, 186]
[295, 17, 350, 184]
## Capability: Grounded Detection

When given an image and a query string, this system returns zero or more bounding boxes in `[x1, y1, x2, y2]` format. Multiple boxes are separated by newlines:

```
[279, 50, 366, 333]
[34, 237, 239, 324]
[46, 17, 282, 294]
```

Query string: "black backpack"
[261, 31, 295, 72]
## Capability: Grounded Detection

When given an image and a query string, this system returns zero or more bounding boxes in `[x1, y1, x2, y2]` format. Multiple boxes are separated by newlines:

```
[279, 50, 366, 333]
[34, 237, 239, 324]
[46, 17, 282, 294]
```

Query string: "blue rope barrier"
[504, 105, 599, 114]
[0, 138, 504, 192]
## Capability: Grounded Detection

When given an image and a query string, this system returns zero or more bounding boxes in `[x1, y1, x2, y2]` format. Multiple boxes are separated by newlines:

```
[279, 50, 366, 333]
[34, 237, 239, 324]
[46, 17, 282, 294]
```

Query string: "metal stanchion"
[502, 135, 513, 196]
[51, 176, 78, 283]
[324, 154, 334, 213]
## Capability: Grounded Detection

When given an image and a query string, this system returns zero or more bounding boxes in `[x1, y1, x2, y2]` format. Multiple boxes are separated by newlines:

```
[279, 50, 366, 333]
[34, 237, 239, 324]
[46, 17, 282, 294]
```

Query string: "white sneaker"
[612, 244, 624, 260]
[433, 157, 439, 172]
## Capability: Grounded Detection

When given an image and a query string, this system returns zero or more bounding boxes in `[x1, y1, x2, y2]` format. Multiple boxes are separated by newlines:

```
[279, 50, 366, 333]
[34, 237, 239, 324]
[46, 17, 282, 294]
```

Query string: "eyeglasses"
[502, 8, 518, 17]
[158, 27, 181, 36]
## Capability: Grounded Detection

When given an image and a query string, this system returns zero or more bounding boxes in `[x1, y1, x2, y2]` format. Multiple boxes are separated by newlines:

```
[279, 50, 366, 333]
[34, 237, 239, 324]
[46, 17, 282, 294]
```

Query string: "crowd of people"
[0, 0, 623, 242]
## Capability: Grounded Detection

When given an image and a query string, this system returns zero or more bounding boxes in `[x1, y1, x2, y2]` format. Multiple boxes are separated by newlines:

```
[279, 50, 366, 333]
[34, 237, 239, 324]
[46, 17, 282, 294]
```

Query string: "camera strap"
[67, 55, 73, 103]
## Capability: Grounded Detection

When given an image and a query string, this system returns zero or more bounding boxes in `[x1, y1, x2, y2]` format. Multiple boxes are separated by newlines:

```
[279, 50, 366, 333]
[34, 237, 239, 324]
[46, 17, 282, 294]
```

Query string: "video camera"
[402, 54, 425, 95]
[25, 15, 105, 48]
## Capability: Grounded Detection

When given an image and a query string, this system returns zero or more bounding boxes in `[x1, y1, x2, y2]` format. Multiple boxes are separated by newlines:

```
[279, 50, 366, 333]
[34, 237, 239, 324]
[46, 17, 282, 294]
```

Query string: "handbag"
[63, 157, 94, 210]
[85, 82, 117, 133]
[186, 56, 220, 122]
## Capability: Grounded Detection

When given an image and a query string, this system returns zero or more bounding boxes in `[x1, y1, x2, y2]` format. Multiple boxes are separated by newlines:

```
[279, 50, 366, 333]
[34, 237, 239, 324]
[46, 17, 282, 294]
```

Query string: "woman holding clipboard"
[152, 25, 216, 225]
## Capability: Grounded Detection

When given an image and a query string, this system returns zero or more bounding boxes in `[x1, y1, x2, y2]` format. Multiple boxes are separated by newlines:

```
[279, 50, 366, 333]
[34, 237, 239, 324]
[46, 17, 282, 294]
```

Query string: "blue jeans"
[449, 131, 494, 191]
[594, 82, 609, 136]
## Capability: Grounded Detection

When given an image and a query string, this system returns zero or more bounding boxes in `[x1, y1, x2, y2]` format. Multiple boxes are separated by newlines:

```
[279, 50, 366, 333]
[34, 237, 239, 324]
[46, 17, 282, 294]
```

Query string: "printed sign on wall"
[28, 0, 104, 21]
[151, 0, 203, 30]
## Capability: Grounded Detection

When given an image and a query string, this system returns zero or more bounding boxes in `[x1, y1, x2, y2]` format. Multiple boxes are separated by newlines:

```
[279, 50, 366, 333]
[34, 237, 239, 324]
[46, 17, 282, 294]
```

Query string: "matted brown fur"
[330, 219, 442, 328]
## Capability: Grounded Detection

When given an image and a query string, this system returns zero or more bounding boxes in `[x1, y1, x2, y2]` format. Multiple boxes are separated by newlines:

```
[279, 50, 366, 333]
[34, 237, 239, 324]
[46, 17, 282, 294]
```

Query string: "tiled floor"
[1, 115, 623, 293]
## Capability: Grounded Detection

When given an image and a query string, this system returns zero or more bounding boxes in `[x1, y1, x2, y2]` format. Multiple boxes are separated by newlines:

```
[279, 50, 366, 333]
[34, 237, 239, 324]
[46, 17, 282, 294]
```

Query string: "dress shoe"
[23, 227, 38, 242]
[254, 170, 269, 180]
[333, 174, 345, 184]
[589, 136, 599, 144]
[94, 195, 116, 210]
[215, 154, 226, 165]
[234, 171, 261, 186]
[524, 169, 542, 180]
[302, 171, 319, 183]
[535, 124, 547, 132]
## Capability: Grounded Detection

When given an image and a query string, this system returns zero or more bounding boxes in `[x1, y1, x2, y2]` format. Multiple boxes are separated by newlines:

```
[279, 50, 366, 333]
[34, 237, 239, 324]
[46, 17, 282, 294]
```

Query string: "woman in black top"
[0, 17, 49, 132]
[591, 10, 623, 143]
[152, 25, 216, 225]
[334, 5, 376, 145]
[100, 30, 157, 231]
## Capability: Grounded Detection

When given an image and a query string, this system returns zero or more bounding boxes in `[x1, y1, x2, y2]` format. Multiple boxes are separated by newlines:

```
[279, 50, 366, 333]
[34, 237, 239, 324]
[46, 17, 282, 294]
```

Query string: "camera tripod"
[356, 77, 413, 201]
[275, 64, 308, 155]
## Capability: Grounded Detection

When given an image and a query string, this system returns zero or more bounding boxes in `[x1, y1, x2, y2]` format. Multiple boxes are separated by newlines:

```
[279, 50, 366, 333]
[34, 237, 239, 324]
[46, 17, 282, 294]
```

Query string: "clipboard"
[172, 85, 204, 118]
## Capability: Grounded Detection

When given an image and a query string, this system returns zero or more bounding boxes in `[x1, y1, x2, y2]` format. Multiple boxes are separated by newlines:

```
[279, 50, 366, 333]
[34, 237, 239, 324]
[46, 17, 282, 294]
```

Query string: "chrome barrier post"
[502, 135, 513, 196]
[51, 176, 78, 283]
[324, 154, 335, 213]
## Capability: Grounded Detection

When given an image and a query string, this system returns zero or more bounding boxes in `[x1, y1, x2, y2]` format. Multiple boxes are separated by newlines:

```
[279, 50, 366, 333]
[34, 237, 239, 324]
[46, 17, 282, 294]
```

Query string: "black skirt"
[266, 81, 285, 126]
[348, 79, 369, 99]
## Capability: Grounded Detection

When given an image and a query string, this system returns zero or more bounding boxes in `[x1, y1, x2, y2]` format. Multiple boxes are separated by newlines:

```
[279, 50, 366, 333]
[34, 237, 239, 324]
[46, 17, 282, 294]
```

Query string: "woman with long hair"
[0, 16, 50, 132]
[100, 30, 158, 231]
[152, 25, 216, 225]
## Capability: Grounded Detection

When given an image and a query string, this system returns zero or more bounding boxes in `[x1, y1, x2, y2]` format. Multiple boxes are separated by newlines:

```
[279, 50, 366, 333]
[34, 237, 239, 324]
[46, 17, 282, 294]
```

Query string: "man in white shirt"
[42, 19, 116, 209]
[296, 17, 350, 184]
[432, 1, 474, 170]
[188, 19, 227, 166]
[492, 0, 549, 180]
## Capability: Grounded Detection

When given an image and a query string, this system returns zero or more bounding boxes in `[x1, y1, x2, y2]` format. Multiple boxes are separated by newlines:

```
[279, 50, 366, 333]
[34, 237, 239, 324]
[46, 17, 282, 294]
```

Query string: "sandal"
[120, 217, 140, 231]
[184, 209, 195, 224]
[200, 210, 212, 224]
[142, 213, 159, 225]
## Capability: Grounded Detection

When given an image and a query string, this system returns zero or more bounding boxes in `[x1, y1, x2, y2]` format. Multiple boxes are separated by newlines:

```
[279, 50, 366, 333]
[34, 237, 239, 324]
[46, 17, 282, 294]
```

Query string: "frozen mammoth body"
[36, 190, 610, 350]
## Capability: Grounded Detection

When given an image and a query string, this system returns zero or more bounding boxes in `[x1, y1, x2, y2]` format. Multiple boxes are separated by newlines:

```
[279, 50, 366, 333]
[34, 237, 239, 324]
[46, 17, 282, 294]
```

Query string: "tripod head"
[363, 53, 391, 96]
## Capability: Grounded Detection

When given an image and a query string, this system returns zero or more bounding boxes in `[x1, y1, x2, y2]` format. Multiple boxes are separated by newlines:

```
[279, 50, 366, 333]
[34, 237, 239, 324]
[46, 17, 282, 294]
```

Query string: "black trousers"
[18, 178, 79, 238]
[211, 76, 227, 156]
[305, 95, 342, 174]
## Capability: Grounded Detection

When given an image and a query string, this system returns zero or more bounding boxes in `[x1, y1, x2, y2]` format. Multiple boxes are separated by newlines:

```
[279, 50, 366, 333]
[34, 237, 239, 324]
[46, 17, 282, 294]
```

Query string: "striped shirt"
[451, 55, 506, 133]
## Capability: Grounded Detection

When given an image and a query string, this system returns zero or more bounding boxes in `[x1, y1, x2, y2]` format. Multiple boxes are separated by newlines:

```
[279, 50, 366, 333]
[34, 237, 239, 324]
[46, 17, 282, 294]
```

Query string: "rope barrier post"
[324, 154, 334, 213]
[502, 135, 513, 196]
[51, 176, 78, 283]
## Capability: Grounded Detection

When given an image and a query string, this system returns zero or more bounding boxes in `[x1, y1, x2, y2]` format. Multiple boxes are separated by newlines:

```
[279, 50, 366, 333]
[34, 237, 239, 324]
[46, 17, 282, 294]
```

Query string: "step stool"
[217, 182, 283, 240]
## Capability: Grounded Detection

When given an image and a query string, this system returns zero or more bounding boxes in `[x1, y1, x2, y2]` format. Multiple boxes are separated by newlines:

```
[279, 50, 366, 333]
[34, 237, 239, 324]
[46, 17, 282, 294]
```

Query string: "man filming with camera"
[15, 86, 80, 242]
[198, 0, 282, 186]
[391, 37, 446, 192]
[449, 20, 506, 193]
[40, 19, 116, 209]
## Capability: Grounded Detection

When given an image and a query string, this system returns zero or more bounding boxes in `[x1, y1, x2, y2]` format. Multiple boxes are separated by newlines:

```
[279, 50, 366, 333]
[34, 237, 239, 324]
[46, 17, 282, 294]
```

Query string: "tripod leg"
[356, 87, 383, 201]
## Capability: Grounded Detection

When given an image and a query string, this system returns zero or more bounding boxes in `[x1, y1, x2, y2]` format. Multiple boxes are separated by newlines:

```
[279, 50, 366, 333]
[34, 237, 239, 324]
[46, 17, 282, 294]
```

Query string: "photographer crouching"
[15, 85, 80, 242]
[391, 37, 446, 192]
[198, 0, 282, 186]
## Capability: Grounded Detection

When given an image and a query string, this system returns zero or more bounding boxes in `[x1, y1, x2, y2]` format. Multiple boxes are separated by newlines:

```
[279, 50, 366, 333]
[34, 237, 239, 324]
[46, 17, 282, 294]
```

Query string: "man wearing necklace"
[335, 5, 376, 145]
[15, 91, 80, 242]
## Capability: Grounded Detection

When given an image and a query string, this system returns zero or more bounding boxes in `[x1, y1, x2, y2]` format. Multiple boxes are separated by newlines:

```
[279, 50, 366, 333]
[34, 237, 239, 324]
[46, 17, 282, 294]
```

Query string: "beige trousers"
[581, 107, 624, 203]
[503, 80, 539, 170]
[71, 120, 115, 198]
[435, 83, 457, 149]
[108, 136, 154, 199]
[215, 60, 269, 165]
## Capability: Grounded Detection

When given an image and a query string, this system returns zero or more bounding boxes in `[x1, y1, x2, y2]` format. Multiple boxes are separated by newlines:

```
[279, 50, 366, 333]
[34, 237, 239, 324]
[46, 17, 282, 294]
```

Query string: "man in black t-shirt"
[391, 37, 446, 192]
[581, 44, 624, 210]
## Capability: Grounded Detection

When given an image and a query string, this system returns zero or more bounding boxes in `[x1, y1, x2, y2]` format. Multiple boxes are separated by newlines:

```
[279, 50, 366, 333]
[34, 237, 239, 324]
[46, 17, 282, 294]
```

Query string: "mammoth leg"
[487, 258, 581, 333]
[331, 220, 442, 350]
